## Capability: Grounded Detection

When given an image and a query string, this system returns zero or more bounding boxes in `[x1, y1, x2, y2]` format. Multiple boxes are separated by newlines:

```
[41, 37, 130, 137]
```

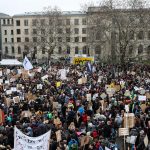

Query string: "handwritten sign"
[73, 57, 94, 65]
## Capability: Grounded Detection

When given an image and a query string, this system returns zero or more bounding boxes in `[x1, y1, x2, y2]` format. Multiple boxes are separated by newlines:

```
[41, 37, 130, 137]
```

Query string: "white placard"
[41, 75, 48, 81]
[0, 71, 2, 76]
[37, 84, 43, 90]
[6, 69, 10, 74]
[138, 95, 146, 101]
[125, 105, 129, 113]
[86, 94, 91, 101]
[119, 128, 129, 136]
[5, 80, 9, 84]
[6, 90, 12, 95]
[0, 79, 3, 83]
[11, 87, 17, 92]
[14, 126, 51, 150]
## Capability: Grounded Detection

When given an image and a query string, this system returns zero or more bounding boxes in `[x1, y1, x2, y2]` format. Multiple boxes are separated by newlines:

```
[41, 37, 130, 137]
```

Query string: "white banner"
[14, 126, 51, 150]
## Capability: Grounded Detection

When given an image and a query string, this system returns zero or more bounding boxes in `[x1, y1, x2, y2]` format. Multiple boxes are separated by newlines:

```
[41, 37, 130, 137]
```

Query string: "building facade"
[1, 11, 88, 61]
[1, 8, 150, 62]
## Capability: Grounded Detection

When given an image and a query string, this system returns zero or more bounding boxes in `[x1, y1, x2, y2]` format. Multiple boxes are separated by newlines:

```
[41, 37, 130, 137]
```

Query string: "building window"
[148, 31, 150, 40]
[82, 18, 86, 25]
[40, 19, 45, 26]
[5, 38, 7, 43]
[66, 28, 71, 34]
[11, 38, 14, 43]
[75, 46, 79, 54]
[3, 19, 5, 25]
[74, 28, 79, 34]
[32, 19, 37, 26]
[11, 30, 13, 35]
[42, 47, 45, 54]
[24, 20, 28, 26]
[74, 19, 79, 25]
[95, 45, 101, 54]
[5, 47, 8, 54]
[67, 46, 70, 54]
[66, 19, 70, 25]
[82, 37, 86, 42]
[12, 46, 15, 54]
[58, 47, 62, 54]
[24, 29, 29, 35]
[129, 30, 134, 40]
[129, 45, 133, 54]
[66, 37, 70, 42]
[4, 30, 7, 35]
[57, 28, 63, 34]
[18, 46, 21, 54]
[17, 37, 21, 42]
[33, 29, 37, 34]
[138, 44, 143, 54]
[41, 29, 45, 35]
[33, 37, 37, 43]
[7, 19, 10, 25]
[147, 45, 150, 54]
[16, 20, 20, 26]
[83, 46, 87, 54]
[17, 29, 21, 34]
[25, 37, 29, 42]
[137, 31, 144, 40]
[82, 28, 86, 34]
[75, 37, 79, 42]
[34, 47, 37, 54]
[58, 37, 62, 42]
[24, 45, 29, 53]
[96, 31, 101, 40]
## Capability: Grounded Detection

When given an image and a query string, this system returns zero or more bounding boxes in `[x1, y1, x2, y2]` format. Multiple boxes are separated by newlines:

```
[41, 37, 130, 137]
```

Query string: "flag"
[23, 56, 33, 70]
[87, 62, 92, 73]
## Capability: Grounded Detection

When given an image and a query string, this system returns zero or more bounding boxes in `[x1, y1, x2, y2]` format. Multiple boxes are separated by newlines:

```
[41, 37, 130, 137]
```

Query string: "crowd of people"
[0, 62, 149, 150]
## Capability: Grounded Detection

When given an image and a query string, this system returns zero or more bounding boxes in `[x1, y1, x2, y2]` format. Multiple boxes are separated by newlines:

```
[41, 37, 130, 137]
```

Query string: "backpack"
[69, 139, 78, 150]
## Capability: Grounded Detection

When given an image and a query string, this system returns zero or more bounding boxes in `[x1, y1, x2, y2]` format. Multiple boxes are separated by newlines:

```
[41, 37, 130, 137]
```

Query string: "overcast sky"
[0, 0, 98, 16]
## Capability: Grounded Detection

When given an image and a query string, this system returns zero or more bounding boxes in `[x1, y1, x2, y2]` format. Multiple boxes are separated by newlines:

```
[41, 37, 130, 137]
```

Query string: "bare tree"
[28, 7, 71, 62]
[86, 0, 150, 64]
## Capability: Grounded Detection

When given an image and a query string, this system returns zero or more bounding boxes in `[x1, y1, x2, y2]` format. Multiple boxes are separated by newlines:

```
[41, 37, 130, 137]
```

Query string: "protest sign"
[11, 87, 17, 92]
[105, 147, 111, 150]
[56, 130, 61, 142]
[86, 94, 91, 101]
[114, 85, 121, 92]
[14, 126, 51, 150]
[0, 79, 3, 83]
[37, 84, 43, 90]
[100, 93, 107, 99]
[21, 111, 32, 118]
[56, 82, 61, 88]
[6, 90, 12, 95]
[124, 90, 130, 97]
[13, 96, 20, 103]
[144, 135, 148, 147]
[73, 57, 94, 65]
[82, 77, 87, 84]
[125, 105, 129, 113]
[53, 102, 59, 109]
[126, 136, 137, 144]
[78, 78, 82, 84]
[146, 92, 150, 99]
[17, 69, 22, 74]
[119, 128, 129, 136]
[141, 104, 147, 113]
[106, 88, 115, 96]
[5, 98, 13, 107]
[6, 69, 10, 74]
[138, 95, 146, 101]
[41, 75, 48, 81]
[59, 69, 67, 80]
[5, 80, 9, 84]
[0, 109, 4, 123]
[124, 113, 135, 128]
[0, 71, 2, 76]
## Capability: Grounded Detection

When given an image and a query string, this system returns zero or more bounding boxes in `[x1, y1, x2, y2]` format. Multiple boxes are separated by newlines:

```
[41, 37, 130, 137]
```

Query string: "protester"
[0, 62, 149, 150]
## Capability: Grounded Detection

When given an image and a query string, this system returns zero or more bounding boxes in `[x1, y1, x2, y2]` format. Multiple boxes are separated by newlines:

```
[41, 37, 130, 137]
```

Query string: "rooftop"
[13, 11, 85, 17]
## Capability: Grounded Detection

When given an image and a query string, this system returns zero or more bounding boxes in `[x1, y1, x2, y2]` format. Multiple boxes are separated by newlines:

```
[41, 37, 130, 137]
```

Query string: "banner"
[73, 57, 94, 65]
[14, 127, 51, 150]
[23, 56, 33, 70]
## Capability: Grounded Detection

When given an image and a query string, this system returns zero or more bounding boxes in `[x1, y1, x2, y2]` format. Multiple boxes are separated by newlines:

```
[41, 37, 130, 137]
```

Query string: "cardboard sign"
[86, 94, 91, 101]
[73, 57, 94, 65]
[53, 102, 59, 109]
[114, 85, 121, 92]
[141, 104, 147, 113]
[124, 113, 135, 128]
[5, 98, 13, 107]
[138, 95, 146, 101]
[119, 128, 129, 136]
[13, 96, 20, 103]
[78, 78, 82, 84]
[56, 130, 61, 142]
[100, 93, 107, 99]
[0, 109, 4, 123]
[82, 77, 87, 84]
[146, 92, 150, 99]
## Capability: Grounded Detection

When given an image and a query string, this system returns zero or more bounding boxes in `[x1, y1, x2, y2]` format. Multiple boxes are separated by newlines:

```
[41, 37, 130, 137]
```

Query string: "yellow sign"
[56, 82, 61, 88]
[73, 57, 94, 65]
